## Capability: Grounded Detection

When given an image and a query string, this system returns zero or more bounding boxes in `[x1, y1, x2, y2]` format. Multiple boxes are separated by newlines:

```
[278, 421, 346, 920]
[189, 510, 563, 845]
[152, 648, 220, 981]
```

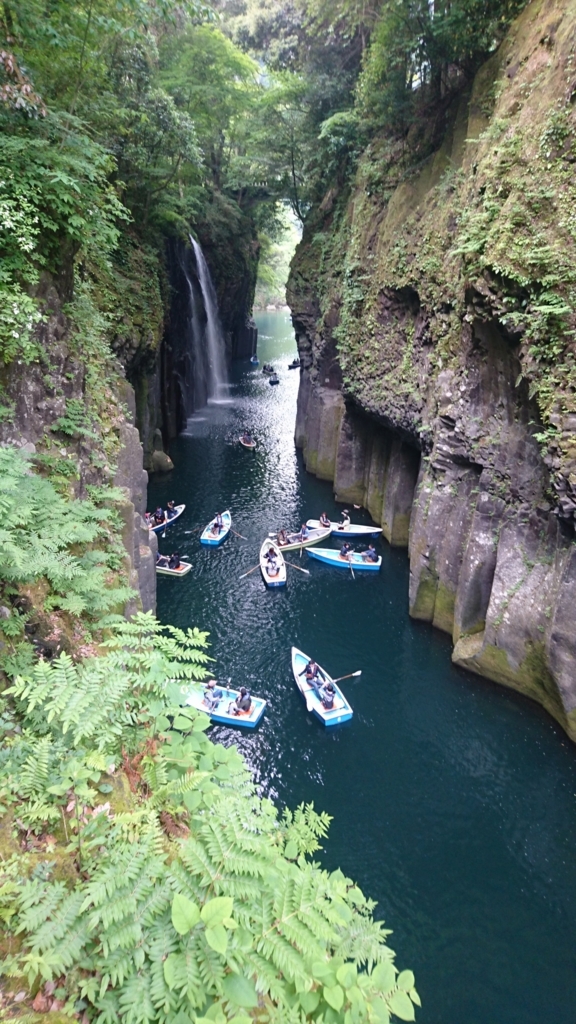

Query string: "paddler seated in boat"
[362, 544, 378, 563]
[336, 510, 351, 531]
[300, 659, 322, 688]
[156, 551, 169, 567]
[166, 500, 177, 519]
[277, 528, 289, 546]
[339, 541, 353, 560]
[168, 551, 181, 569]
[230, 686, 251, 715]
[319, 512, 331, 528]
[204, 679, 223, 711]
[154, 506, 166, 525]
[212, 512, 224, 536]
[319, 681, 336, 710]
[265, 547, 279, 576]
[241, 430, 253, 444]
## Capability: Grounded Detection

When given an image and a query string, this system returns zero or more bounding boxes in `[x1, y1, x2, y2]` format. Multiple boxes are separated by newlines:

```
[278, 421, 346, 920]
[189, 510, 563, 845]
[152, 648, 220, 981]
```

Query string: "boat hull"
[183, 686, 266, 728]
[291, 647, 353, 726]
[260, 539, 287, 587]
[307, 518, 382, 537]
[200, 509, 232, 546]
[275, 526, 331, 552]
[150, 504, 185, 533]
[156, 560, 192, 577]
[306, 547, 382, 571]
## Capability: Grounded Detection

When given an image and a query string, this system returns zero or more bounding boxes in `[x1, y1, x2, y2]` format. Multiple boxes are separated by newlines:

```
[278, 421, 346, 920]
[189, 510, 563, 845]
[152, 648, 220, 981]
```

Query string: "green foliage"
[0, 613, 419, 1024]
[0, 445, 134, 631]
[357, 0, 526, 130]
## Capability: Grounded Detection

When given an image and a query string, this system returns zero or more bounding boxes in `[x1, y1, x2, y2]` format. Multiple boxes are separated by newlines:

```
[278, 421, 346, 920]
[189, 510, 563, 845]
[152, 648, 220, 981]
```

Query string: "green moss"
[453, 636, 568, 733]
[410, 566, 438, 622]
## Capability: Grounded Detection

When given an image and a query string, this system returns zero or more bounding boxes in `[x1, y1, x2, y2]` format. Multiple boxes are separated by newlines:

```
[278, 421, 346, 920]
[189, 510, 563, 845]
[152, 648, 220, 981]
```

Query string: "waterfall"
[189, 236, 228, 401]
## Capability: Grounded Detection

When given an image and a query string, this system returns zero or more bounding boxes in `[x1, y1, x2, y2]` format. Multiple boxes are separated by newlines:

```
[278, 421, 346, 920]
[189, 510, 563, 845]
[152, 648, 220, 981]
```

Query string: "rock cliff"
[0, 274, 157, 614]
[288, 0, 576, 739]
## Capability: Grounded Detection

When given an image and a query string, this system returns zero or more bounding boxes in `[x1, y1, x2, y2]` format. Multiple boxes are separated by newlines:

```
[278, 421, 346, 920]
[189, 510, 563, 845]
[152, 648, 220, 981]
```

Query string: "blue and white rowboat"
[183, 685, 266, 728]
[306, 547, 382, 571]
[260, 539, 287, 587]
[149, 503, 185, 533]
[250, 355, 259, 365]
[291, 647, 353, 726]
[200, 509, 231, 546]
[307, 518, 382, 537]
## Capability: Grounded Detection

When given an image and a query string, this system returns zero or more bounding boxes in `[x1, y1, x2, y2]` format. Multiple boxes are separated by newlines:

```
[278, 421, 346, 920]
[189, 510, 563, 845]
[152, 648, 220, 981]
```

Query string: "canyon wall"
[288, 0, 576, 739]
[0, 275, 157, 614]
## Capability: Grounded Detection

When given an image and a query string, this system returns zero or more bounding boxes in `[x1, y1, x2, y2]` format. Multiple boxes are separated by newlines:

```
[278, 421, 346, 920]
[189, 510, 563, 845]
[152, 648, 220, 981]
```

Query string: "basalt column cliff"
[288, 0, 576, 739]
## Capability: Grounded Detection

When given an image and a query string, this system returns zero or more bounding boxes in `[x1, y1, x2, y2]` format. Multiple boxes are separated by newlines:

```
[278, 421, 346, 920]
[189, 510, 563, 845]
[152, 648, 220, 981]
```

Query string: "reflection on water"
[149, 311, 576, 1024]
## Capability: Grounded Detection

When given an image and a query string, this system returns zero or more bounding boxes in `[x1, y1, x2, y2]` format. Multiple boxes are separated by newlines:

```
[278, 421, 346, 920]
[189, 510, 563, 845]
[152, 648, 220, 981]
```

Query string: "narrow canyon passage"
[150, 312, 576, 1024]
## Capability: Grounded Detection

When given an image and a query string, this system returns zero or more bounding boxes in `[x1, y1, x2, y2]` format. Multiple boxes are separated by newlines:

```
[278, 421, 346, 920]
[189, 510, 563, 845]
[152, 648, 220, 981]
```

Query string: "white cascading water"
[189, 236, 228, 401]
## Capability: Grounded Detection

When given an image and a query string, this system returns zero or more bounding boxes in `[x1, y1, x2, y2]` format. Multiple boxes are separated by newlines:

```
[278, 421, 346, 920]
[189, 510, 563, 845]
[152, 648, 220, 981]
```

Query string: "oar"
[231, 528, 247, 540]
[330, 670, 362, 685]
[239, 563, 260, 579]
[285, 560, 310, 575]
[349, 557, 355, 580]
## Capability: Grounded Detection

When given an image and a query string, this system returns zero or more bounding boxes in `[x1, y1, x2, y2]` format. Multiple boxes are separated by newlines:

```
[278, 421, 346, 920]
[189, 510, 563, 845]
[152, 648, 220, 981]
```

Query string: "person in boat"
[154, 506, 166, 525]
[166, 500, 178, 519]
[336, 510, 351, 531]
[319, 681, 336, 710]
[168, 551, 181, 570]
[300, 659, 321, 686]
[212, 512, 224, 536]
[265, 547, 279, 576]
[204, 679, 223, 711]
[362, 544, 378, 563]
[297, 523, 309, 542]
[340, 541, 353, 560]
[230, 686, 251, 715]
[241, 430, 253, 444]
[156, 551, 169, 567]
[277, 528, 288, 546]
[319, 512, 331, 528]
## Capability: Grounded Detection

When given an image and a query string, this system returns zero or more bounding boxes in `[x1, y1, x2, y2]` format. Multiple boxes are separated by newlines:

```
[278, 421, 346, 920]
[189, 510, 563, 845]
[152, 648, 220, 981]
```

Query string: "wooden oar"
[231, 528, 247, 540]
[239, 563, 260, 579]
[285, 560, 310, 575]
[349, 557, 355, 580]
[330, 670, 362, 685]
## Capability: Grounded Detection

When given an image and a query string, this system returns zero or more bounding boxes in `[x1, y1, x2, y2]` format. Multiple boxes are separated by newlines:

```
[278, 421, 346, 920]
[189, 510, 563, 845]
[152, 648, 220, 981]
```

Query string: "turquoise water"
[149, 311, 576, 1024]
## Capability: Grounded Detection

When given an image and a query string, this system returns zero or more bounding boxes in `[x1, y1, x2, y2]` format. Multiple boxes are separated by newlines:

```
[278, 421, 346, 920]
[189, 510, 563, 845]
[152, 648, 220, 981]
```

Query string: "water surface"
[149, 311, 576, 1024]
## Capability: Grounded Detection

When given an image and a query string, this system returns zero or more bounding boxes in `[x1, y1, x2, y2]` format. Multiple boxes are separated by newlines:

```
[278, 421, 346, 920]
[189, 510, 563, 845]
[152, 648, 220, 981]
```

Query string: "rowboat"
[156, 560, 192, 577]
[200, 509, 231, 546]
[149, 504, 185, 533]
[288, 359, 300, 369]
[250, 355, 259, 365]
[259, 539, 286, 587]
[262, 364, 274, 375]
[273, 526, 331, 552]
[239, 436, 257, 450]
[307, 518, 382, 537]
[306, 547, 382, 571]
[183, 684, 266, 728]
[269, 374, 280, 385]
[291, 647, 353, 726]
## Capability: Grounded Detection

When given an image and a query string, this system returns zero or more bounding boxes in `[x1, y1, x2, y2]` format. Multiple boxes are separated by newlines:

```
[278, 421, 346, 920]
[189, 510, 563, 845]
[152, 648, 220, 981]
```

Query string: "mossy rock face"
[287, 0, 576, 741]
[453, 634, 571, 735]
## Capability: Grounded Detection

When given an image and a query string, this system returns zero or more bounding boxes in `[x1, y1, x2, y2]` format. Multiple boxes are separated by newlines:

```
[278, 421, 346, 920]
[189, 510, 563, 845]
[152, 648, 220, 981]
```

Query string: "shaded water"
[149, 312, 576, 1024]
